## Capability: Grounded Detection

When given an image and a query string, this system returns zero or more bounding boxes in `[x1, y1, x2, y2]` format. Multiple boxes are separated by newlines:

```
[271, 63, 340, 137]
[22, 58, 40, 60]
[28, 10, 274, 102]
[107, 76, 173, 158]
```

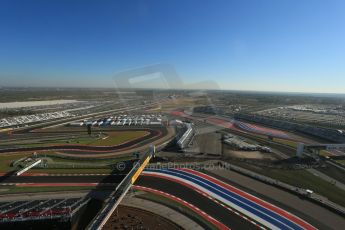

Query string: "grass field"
[160, 97, 198, 110]
[272, 138, 298, 148]
[229, 161, 345, 207]
[0, 151, 134, 174]
[42, 154, 133, 164]
[30, 168, 115, 174]
[0, 152, 32, 172]
[317, 163, 345, 184]
[272, 138, 332, 156]
[12, 131, 148, 148]
[335, 159, 345, 164]
[91, 131, 148, 146]
[0, 186, 96, 194]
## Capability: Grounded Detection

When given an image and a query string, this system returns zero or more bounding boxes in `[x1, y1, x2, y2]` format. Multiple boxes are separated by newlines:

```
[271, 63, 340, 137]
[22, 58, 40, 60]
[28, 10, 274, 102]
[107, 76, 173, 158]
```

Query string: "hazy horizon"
[2, 85, 345, 98]
[1, 0, 345, 93]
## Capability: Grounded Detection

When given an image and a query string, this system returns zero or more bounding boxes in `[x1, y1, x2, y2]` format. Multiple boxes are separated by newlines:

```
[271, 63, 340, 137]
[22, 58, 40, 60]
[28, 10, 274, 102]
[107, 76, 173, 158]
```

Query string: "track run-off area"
[140, 168, 317, 230]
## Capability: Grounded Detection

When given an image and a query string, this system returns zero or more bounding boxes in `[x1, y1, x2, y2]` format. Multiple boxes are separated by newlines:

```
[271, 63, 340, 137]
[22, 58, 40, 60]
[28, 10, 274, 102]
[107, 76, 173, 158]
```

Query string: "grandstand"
[176, 122, 195, 149]
[235, 113, 345, 143]
[0, 197, 89, 222]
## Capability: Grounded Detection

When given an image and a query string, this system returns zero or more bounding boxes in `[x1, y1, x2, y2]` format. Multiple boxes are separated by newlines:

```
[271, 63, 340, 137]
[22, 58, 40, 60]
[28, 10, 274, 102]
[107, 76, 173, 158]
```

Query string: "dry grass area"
[91, 131, 148, 146]
[0, 152, 32, 172]
[273, 138, 333, 156]
[8, 131, 149, 148]
[223, 146, 277, 160]
[160, 97, 197, 110]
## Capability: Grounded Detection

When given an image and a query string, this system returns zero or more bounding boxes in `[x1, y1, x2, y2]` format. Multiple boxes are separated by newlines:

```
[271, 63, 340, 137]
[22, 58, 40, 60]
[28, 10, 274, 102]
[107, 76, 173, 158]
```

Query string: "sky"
[0, 0, 344, 93]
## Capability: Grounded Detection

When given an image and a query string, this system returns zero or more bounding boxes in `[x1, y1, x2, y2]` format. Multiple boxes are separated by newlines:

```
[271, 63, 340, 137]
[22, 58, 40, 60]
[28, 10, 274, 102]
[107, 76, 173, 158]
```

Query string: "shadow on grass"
[74, 159, 137, 230]
[0, 171, 16, 183]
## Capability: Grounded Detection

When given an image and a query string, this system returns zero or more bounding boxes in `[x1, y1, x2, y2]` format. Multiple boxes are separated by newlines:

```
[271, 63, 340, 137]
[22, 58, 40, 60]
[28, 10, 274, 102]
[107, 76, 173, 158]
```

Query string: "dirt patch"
[223, 145, 276, 160]
[103, 205, 181, 230]
[189, 132, 222, 155]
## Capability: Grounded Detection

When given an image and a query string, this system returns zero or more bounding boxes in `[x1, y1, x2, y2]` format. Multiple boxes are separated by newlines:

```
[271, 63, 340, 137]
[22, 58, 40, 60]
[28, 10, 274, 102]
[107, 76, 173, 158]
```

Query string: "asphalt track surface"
[0, 172, 317, 229]
[0, 174, 256, 229]
[143, 169, 317, 230]
[0, 127, 166, 154]
[135, 176, 258, 230]
[207, 168, 345, 230]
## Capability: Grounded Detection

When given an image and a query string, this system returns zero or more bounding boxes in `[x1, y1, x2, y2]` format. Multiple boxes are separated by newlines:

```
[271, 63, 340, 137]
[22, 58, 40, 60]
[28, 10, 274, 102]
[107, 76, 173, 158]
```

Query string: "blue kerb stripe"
[167, 169, 302, 230]
[168, 169, 302, 230]
[145, 168, 302, 230]
[147, 168, 297, 229]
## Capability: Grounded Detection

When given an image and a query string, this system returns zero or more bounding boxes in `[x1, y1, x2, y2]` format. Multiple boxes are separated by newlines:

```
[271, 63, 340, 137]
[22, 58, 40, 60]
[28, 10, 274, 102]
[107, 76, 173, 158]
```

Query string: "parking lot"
[69, 114, 164, 127]
[255, 104, 345, 129]
[0, 111, 73, 128]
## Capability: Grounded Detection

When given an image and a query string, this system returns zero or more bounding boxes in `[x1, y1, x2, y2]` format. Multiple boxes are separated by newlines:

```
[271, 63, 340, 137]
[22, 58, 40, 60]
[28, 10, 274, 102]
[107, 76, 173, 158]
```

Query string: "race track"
[135, 176, 258, 229]
[170, 110, 291, 139]
[0, 169, 319, 229]
[0, 128, 166, 154]
[141, 168, 317, 230]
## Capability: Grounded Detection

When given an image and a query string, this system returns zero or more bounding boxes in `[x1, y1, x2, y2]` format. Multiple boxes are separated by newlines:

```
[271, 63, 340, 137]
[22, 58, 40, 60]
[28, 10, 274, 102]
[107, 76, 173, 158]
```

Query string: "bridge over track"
[86, 145, 159, 230]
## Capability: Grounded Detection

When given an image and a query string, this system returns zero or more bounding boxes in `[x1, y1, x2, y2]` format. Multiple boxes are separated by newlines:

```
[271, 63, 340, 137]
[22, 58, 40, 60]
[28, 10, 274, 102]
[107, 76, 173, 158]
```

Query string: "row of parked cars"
[69, 114, 163, 127]
[0, 111, 73, 128]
